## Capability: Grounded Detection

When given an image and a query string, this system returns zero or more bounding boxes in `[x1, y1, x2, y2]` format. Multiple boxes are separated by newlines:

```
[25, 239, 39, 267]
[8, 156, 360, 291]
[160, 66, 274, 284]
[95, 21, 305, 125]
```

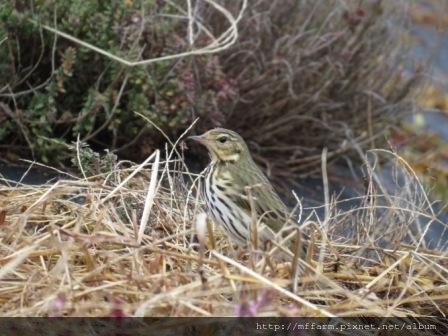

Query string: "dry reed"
[0, 145, 446, 319]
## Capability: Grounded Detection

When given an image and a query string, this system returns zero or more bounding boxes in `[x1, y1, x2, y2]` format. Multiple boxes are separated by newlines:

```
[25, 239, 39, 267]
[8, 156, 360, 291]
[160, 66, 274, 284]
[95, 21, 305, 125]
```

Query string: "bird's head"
[188, 128, 250, 163]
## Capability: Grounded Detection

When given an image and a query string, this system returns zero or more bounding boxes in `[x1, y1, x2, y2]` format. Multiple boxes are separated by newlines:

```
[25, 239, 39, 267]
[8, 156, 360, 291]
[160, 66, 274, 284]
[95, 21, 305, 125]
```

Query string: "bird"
[188, 128, 306, 257]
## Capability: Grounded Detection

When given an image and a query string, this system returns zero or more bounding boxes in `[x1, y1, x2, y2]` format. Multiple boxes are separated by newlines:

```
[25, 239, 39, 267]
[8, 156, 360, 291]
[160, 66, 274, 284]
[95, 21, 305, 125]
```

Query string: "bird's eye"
[218, 136, 228, 144]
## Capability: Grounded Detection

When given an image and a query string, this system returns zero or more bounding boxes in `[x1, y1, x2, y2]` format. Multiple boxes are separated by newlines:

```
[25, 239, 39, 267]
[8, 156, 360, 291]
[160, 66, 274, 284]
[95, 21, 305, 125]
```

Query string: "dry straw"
[0, 0, 446, 323]
[0, 143, 447, 319]
[33, 0, 248, 66]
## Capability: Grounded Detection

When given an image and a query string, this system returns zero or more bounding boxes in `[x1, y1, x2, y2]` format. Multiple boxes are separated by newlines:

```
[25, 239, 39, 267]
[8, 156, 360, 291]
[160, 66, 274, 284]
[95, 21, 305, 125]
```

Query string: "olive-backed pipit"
[189, 128, 306, 256]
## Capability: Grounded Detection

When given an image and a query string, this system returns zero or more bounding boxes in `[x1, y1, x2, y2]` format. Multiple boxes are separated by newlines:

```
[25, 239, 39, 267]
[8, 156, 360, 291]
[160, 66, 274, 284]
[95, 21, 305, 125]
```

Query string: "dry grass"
[0, 0, 424, 189]
[0, 144, 447, 319]
[190, 0, 423, 184]
[36, 0, 248, 67]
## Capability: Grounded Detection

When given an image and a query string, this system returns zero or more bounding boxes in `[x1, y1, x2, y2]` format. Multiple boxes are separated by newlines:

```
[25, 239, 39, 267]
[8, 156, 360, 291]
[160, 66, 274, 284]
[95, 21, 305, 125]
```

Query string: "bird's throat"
[209, 150, 240, 164]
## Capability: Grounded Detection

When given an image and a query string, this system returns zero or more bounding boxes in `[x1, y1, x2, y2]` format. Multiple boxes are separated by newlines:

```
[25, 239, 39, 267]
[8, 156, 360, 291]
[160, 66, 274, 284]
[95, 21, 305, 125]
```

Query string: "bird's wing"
[227, 161, 289, 232]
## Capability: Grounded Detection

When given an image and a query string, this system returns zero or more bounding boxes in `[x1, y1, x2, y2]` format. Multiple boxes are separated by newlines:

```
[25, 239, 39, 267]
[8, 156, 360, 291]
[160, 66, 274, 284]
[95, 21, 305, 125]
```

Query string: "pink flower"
[49, 293, 66, 317]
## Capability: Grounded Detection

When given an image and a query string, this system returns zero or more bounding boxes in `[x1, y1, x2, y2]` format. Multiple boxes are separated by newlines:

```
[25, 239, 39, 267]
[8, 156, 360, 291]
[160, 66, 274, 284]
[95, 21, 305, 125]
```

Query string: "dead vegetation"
[0, 145, 446, 319]
[1, 0, 422, 185]
[190, 0, 422, 183]
[0, 0, 446, 328]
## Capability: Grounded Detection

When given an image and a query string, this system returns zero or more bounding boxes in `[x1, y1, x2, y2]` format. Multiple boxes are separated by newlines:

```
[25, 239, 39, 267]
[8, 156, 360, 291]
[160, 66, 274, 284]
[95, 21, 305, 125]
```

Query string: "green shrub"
[0, 0, 420, 183]
[0, 0, 202, 162]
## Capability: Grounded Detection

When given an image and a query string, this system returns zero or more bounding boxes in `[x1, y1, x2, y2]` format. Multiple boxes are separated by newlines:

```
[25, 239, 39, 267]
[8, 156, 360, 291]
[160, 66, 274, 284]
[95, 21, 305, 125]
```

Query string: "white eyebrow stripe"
[223, 153, 240, 161]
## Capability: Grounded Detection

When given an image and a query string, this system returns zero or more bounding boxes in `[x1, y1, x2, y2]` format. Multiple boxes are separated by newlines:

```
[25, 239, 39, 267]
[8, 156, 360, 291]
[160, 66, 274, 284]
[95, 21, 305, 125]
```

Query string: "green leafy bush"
[0, 0, 201, 162]
[0, 0, 420, 183]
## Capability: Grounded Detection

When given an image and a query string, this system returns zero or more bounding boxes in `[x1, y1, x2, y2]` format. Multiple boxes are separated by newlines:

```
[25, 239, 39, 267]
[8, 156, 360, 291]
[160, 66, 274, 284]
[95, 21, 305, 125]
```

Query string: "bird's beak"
[187, 134, 208, 145]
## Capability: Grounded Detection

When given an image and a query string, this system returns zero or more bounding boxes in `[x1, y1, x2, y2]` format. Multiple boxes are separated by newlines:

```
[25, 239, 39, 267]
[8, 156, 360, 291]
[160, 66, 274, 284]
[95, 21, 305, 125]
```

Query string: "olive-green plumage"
[189, 128, 301, 249]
